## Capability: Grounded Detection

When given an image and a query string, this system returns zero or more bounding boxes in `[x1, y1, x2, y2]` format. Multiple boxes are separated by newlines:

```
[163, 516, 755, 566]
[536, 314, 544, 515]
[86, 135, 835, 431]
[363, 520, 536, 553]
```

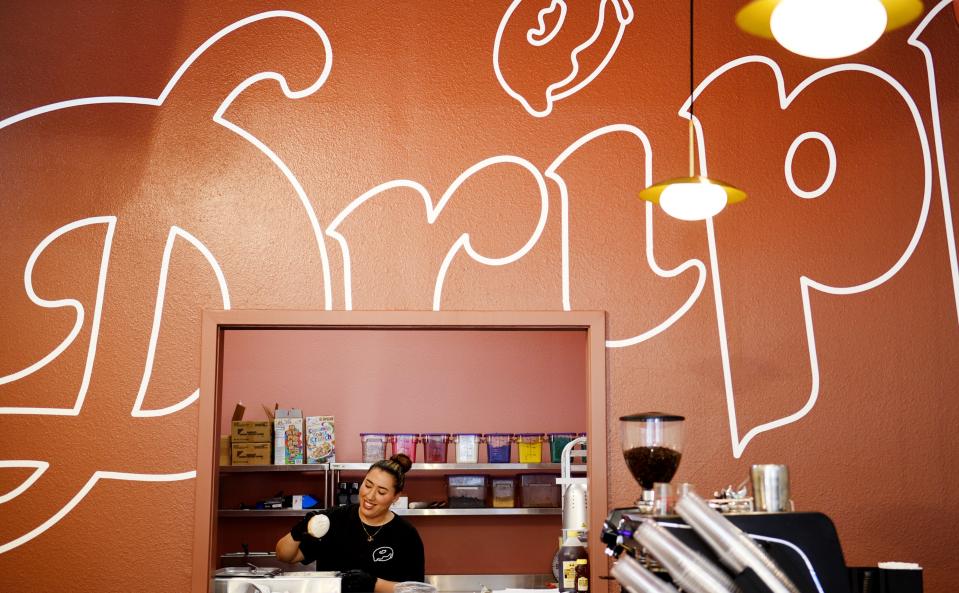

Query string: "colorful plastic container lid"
[360, 432, 388, 437]
[421, 432, 450, 437]
[447, 474, 487, 485]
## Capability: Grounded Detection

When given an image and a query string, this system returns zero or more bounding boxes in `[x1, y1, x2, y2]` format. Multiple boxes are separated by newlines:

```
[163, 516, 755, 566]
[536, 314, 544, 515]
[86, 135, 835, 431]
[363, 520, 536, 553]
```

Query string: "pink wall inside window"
[220, 328, 588, 461]
[217, 327, 589, 574]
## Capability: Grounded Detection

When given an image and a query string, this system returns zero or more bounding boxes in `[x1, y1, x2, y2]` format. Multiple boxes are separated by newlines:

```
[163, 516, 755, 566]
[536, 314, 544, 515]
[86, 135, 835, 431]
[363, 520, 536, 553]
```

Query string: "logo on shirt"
[373, 546, 394, 562]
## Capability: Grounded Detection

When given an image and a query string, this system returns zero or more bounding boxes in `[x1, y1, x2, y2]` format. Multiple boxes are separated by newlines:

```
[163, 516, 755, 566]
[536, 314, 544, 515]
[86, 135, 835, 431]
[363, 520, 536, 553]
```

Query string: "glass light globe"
[770, 0, 888, 59]
[658, 180, 728, 221]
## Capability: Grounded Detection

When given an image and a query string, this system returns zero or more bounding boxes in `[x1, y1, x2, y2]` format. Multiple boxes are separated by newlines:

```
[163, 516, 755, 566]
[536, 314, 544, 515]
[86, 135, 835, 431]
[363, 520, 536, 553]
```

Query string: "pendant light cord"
[689, 0, 694, 123]
[688, 0, 696, 178]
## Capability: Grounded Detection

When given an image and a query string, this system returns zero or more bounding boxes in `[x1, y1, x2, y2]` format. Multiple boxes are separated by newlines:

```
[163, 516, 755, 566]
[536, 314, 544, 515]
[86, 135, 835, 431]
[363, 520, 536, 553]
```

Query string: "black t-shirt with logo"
[298, 504, 425, 583]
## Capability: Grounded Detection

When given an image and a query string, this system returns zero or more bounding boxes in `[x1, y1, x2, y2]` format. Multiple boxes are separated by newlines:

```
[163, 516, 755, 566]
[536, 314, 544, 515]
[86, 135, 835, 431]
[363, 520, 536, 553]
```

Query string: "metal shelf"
[218, 463, 584, 513]
[332, 462, 586, 472]
[219, 464, 330, 473]
[218, 507, 561, 518]
[219, 509, 310, 517]
[399, 507, 561, 516]
[219, 462, 585, 473]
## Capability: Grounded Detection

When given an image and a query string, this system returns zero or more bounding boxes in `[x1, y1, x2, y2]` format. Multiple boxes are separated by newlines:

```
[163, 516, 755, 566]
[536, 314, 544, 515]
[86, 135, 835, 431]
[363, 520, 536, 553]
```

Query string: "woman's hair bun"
[390, 453, 413, 474]
[369, 454, 412, 492]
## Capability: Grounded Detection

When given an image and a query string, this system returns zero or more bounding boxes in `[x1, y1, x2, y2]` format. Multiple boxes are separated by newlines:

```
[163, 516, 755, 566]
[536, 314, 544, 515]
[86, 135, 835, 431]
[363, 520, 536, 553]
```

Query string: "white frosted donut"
[307, 513, 331, 538]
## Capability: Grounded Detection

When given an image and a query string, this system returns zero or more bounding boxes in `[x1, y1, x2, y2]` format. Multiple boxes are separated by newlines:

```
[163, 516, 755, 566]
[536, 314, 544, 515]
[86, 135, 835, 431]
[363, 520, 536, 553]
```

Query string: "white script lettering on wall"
[692, 56, 933, 457]
[0, 10, 333, 553]
[325, 157, 550, 312]
[0, 217, 115, 415]
[909, 0, 959, 322]
[547, 125, 707, 347]
[0, 2, 955, 559]
[131, 226, 231, 417]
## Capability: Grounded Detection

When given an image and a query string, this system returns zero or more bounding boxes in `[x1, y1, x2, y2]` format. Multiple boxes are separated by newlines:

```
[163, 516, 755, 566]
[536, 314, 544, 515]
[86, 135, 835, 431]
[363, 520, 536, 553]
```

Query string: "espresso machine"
[603, 413, 855, 593]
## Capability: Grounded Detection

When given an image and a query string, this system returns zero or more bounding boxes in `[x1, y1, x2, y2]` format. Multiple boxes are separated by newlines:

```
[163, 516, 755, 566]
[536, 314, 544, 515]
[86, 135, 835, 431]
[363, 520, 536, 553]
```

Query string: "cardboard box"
[306, 415, 335, 464]
[274, 416, 305, 465]
[232, 442, 271, 465]
[219, 435, 232, 466]
[231, 420, 272, 443]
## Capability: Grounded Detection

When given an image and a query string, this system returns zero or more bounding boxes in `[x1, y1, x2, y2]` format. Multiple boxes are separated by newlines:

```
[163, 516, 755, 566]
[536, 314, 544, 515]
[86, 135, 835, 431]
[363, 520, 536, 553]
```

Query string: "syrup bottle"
[557, 530, 589, 593]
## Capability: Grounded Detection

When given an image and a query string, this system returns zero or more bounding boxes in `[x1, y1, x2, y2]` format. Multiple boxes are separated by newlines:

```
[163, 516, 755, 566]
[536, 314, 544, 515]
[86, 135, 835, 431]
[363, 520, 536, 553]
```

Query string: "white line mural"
[0, 461, 48, 505]
[0, 2, 953, 558]
[909, 0, 959, 322]
[327, 123, 707, 347]
[784, 132, 836, 200]
[325, 157, 551, 312]
[528, 0, 569, 46]
[0, 10, 335, 311]
[0, 216, 115, 416]
[691, 56, 933, 457]
[131, 226, 231, 418]
[0, 468, 196, 555]
[545, 124, 707, 347]
[494, 0, 634, 117]
[0, 10, 333, 553]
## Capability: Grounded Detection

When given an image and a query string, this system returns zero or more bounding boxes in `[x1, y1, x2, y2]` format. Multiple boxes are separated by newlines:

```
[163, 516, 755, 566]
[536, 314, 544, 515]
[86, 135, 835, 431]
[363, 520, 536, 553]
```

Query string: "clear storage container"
[519, 473, 561, 508]
[485, 433, 513, 463]
[422, 433, 449, 463]
[452, 433, 481, 463]
[360, 433, 388, 463]
[548, 433, 576, 463]
[447, 474, 487, 508]
[391, 433, 419, 462]
[516, 433, 544, 463]
[491, 477, 516, 508]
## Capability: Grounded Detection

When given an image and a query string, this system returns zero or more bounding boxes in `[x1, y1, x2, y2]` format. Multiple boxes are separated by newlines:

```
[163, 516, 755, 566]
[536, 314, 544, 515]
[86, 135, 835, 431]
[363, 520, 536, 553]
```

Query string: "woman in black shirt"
[276, 454, 425, 592]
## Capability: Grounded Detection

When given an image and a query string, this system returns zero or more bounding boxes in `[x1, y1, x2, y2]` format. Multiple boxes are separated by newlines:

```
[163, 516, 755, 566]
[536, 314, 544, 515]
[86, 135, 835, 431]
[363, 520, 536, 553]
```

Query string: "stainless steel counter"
[214, 571, 340, 593]
[212, 572, 552, 593]
[425, 574, 553, 592]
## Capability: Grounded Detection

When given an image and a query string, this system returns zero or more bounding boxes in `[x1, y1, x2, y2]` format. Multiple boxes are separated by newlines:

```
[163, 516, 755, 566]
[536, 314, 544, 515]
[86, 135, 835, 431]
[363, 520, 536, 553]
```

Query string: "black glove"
[290, 510, 322, 542]
[339, 569, 378, 593]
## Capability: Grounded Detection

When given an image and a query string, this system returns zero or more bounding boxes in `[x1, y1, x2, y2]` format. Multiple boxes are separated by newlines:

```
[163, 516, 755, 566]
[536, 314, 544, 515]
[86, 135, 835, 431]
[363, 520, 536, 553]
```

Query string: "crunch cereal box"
[274, 416, 304, 465]
[307, 415, 335, 464]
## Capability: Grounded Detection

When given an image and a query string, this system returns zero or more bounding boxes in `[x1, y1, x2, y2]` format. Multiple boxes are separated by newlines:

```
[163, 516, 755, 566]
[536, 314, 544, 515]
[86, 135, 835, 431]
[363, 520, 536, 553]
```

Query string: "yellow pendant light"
[736, 0, 924, 59]
[639, 0, 747, 221]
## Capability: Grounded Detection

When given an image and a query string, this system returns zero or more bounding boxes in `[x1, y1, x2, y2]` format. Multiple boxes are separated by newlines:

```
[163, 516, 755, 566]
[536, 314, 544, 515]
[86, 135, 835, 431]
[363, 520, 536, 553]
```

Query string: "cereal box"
[274, 416, 305, 465]
[307, 415, 335, 464]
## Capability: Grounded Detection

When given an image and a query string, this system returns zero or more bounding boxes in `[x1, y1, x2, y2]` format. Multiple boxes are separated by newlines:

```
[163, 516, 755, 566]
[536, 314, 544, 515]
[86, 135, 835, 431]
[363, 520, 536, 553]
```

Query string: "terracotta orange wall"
[0, 1, 957, 592]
